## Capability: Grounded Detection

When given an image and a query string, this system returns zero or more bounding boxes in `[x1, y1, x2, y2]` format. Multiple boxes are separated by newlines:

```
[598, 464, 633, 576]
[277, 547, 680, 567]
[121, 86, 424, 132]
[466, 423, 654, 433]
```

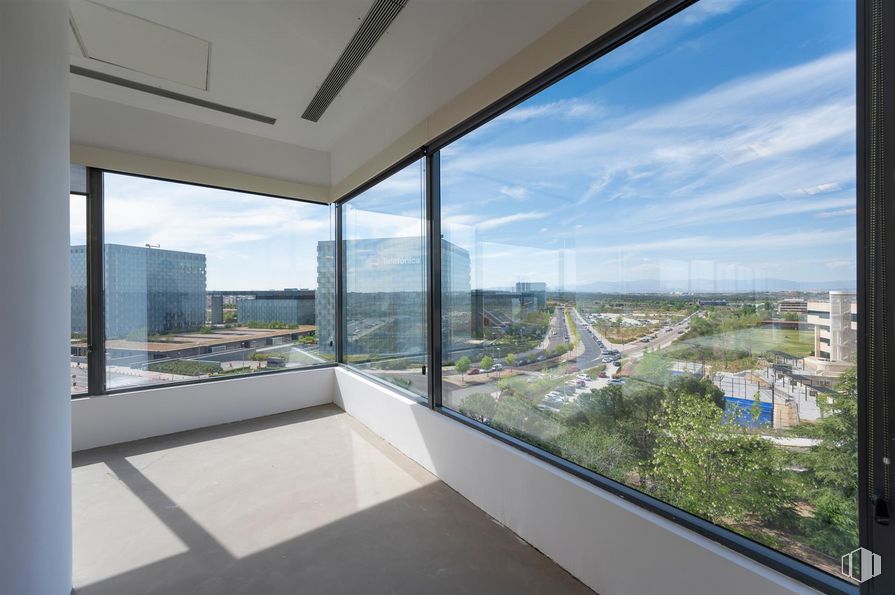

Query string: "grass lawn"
[686, 327, 814, 358]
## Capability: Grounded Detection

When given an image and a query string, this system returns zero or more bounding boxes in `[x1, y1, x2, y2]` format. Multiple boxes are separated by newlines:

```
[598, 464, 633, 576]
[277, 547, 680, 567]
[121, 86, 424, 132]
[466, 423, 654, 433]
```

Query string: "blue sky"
[72, 0, 856, 293]
[441, 0, 856, 291]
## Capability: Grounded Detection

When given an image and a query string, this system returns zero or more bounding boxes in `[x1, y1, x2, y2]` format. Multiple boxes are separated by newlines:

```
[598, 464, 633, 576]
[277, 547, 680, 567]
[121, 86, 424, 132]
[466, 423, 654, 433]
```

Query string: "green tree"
[648, 392, 791, 524]
[455, 356, 471, 381]
[800, 368, 859, 556]
[491, 395, 563, 448]
[557, 426, 634, 483]
[480, 355, 494, 371]
[577, 382, 665, 462]
[459, 393, 497, 423]
[505, 353, 517, 367]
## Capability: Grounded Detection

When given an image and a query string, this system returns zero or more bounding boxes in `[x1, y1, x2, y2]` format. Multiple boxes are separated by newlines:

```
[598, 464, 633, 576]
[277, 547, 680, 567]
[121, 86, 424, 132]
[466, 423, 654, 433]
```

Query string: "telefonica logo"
[841, 547, 882, 583]
[369, 256, 421, 267]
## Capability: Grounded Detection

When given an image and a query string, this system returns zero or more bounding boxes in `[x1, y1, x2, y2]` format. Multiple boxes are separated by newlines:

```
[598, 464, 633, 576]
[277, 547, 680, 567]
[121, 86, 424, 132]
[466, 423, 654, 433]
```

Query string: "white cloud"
[816, 207, 857, 219]
[499, 185, 529, 200]
[499, 99, 603, 123]
[475, 211, 548, 231]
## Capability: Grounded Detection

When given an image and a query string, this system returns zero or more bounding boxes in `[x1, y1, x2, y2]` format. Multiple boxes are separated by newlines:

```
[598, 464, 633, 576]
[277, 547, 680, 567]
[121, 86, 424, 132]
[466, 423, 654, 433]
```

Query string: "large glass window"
[440, 0, 856, 579]
[70, 193, 88, 395]
[342, 159, 428, 399]
[100, 173, 333, 390]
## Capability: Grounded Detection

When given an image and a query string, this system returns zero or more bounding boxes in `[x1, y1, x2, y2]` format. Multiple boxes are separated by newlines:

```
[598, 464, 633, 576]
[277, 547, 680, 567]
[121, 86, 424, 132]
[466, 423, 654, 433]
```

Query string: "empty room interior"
[3, 0, 895, 594]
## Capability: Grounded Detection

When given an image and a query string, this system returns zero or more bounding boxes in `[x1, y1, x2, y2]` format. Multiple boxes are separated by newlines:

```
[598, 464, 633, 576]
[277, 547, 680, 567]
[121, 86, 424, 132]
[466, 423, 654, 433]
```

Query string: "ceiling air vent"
[301, 0, 408, 122]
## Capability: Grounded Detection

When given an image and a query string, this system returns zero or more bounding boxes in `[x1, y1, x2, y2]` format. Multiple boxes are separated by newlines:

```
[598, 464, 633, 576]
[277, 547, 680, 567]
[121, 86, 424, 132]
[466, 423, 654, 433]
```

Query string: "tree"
[505, 353, 517, 367]
[480, 355, 494, 371]
[491, 395, 563, 448]
[799, 368, 859, 556]
[459, 393, 497, 423]
[455, 356, 471, 381]
[577, 381, 665, 463]
[557, 425, 634, 483]
[648, 392, 791, 524]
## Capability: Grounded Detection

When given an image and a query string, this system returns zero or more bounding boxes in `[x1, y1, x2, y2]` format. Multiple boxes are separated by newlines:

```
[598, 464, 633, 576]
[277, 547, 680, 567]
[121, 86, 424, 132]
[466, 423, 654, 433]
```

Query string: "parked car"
[598, 371, 608, 378]
[602, 356, 614, 363]
[468, 368, 481, 375]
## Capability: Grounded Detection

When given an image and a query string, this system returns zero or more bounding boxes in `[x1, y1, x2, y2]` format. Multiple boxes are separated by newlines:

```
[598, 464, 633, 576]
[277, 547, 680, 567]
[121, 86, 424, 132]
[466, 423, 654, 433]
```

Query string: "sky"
[441, 0, 857, 291]
[71, 0, 857, 293]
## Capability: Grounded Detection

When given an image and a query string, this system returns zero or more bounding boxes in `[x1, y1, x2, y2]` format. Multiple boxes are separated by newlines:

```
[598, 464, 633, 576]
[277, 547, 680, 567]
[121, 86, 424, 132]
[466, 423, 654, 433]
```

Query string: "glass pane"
[342, 159, 428, 399]
[440, 0, 856, 579]
[103, 173, 334, 390]
[70, 194, 88, 395]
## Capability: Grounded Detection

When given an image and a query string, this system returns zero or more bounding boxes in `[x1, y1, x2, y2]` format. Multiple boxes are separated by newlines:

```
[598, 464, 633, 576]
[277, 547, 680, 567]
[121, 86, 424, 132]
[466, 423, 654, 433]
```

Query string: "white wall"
[334, 368, 820, 595]
[72, 368, 334, 452]
[0, 2, 72, 594]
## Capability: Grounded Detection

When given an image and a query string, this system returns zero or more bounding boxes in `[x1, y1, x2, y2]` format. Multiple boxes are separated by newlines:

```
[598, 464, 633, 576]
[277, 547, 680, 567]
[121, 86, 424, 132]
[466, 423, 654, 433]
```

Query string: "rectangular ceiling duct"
[70, 65, 277, 125]
[301, 0, 408, 122]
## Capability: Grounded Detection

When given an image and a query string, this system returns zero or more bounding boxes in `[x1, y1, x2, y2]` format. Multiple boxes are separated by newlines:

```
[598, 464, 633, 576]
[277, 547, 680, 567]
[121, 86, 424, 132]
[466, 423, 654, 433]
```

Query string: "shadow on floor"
[73, 406, 593, 595]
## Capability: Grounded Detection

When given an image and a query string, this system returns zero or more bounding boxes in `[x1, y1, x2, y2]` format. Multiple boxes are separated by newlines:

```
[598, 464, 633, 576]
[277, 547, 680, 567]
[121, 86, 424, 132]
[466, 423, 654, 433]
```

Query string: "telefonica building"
[316, 237, 471, 356]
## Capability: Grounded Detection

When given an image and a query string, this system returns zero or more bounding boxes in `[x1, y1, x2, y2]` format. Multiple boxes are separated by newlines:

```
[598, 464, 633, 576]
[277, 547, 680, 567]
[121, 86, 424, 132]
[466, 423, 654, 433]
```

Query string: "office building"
[71, 244, 206, 338]
[778, 298, 808, 314]
[515, 281, 547, 309]
[237, 290, 316, 326]
[807, 290, 858, 364]
[317, 237, 470, 355]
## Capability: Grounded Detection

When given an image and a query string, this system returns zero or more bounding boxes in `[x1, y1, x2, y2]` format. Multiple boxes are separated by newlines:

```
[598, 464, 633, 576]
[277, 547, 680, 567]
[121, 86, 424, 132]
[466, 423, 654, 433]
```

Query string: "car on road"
[468, 368, 480, 375]
[537, 354, 546, 361]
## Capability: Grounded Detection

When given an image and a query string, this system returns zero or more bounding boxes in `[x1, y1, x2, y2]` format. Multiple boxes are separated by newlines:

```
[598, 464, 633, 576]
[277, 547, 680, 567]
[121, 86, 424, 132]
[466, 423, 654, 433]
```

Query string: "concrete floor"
[73, 405, 593, 595]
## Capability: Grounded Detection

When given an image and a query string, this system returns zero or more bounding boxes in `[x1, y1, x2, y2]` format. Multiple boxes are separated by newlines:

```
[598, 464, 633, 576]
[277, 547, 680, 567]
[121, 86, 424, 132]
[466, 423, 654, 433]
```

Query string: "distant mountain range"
[562, 278, 856, 293]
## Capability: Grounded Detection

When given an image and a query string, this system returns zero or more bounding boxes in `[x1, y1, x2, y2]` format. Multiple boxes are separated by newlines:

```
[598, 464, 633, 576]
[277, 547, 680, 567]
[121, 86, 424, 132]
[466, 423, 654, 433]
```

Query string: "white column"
[0, 1, 72, 594]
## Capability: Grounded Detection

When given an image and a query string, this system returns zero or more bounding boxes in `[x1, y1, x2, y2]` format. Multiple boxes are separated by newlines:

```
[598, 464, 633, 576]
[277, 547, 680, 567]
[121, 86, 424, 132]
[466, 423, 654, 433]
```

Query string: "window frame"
[331, 0, 888, 592]
[73, 167, 337, 398]
[334, 150, 430, 403]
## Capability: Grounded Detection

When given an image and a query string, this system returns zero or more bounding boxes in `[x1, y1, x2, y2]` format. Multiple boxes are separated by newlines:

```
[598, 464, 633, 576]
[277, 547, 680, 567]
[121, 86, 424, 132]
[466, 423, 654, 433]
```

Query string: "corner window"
[440, 0, 857, 580]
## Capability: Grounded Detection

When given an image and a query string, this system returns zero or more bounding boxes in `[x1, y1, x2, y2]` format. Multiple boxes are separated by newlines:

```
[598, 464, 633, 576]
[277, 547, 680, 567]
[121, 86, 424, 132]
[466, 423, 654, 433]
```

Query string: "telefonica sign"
[368, 256, 422, 267]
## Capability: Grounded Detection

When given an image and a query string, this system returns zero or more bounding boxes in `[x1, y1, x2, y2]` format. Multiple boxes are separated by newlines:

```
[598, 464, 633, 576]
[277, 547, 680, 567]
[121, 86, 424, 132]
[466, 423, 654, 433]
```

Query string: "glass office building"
[237, 291, 316, 326]
[317, 237, 470, 357]
[72, 244, 206, 338]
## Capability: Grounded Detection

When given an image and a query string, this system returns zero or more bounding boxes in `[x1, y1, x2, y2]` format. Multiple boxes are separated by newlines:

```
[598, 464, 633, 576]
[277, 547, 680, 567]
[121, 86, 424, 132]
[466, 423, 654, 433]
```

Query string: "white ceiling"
[68, 0, 604, 192]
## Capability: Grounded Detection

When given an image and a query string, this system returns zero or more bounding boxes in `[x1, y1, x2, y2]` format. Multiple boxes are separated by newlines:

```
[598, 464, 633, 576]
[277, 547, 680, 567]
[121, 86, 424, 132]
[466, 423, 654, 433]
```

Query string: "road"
[565, 307, 605, 368]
